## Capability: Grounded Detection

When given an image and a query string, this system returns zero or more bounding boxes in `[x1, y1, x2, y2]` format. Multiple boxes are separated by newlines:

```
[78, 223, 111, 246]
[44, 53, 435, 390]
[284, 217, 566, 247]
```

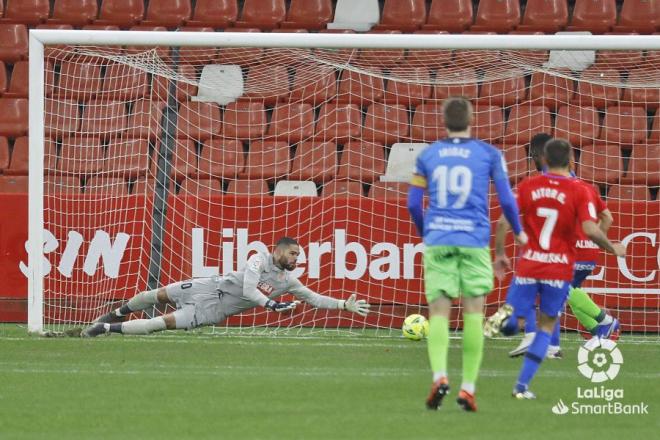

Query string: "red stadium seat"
[410, 103, 446, 143]
[126, 100, 165, 141]
[3, 0, 49, 25]
[0, 24, 28, 62]
[5, 137, 57, 176]
[126, 26, 170, 61]
[600, 106, 648, 145]
[6, 61, 54, 99]
[577, 144, 622, 184]
[503, 104, 552, 145]
[85, 177, 129, 195]
[197, 138, 245, 180]
[179, 178, 224, 196]
[613, 0, 658, 34]
[234, 0, 286, 30]
[554, 105, 600, 146]
[101, 65, 149, 101]
[0, 98, 27, 137]
[423, 0, 473, 32]
[281, 0, 333, 30]
[573, 67, 621, 109]
[375, 0, 427, 32]
[188, 0, 238, 28]
[45, 98, 80, 139]
[0, 61, 7, 96]
[154, 139, 196, 180]
[336, 141, 386, 183]
[80, 25, 123, 56]
[434, 67, 478, 100]
[528, 71, 574, 110]
[243, 64, 289, 105]
[143, 0, 192, 27]
[152, 64, 198, 102]
[177, 27, 217, 64]
[406, 30, 452, 67]
[104, 137, 150, 178]
[650, 112, 660, 143]
[290, 67, 337, 105]
[315, 103, 362, 143]
[473, 105, 505, 144]
[59, 137, 105, 176]
[595, 43, 644, 73]
[501, 144, 531, 182]
[289, 141, 337, 183]
[621, 145, 660, 186]
[623, 69, 659, 110]
[358, 31, 406, 67]
[46, 176, 82, 194]
[176, 101, 222, 141]
[383, 67, 432, 106]
[607, 184, 651, 201]
[80, 100, 128, 139]
[368, 182, 408, 199]
[337, 69, 385, 105]
[56, 61, 103, 101]
[471, 0, 520, 33]
[222, 101, 266, 140]
[362, 103, 409, 145]
[0, 175, 28, 193]
[568, 0, 617, 33]
[0, 136, 8, 171]
[266, 103, 315, 143]
[227, 179, 269, 195]
[36, 24, 75, 60]
[453, 31, 502, 70]
[216, 28, 263, 65]
[50, 0, 98, 26]
[477, 70, 526, 106]
[242, 141, 290, 181]
[130, 177, 172, 195]
[517, 0, 568, 32]
[322, 180, 363, 197]
[96, 0, 144, 26]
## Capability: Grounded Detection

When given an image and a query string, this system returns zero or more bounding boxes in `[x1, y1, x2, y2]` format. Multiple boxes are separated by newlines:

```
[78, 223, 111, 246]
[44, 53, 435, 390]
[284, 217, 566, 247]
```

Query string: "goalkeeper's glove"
[265, 299, 300, 312]
[338, 294, 371, 317]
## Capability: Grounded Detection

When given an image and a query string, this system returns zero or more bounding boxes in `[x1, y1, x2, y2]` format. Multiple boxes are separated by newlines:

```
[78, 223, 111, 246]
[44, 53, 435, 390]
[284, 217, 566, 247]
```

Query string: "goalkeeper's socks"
[115, 305, 130, 317]
[107, 323, 122, 333]
[599, 314, 613, 325]
[516, 330, 551, 388]
[550, 319, 561, 347]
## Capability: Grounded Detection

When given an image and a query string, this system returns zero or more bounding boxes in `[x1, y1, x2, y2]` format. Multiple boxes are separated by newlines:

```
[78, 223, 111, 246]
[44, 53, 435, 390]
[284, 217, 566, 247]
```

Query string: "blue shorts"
[507, 277, 570, 318]
[572, 261, 596, 288]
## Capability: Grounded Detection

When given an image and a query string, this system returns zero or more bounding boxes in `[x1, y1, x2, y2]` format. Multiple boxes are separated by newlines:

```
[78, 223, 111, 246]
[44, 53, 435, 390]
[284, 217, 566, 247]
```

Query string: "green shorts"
[424, 245, 494, 303]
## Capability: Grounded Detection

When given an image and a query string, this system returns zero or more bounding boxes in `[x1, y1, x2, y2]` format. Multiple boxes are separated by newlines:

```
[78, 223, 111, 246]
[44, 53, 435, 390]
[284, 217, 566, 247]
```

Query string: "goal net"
[28, 32, 659, 338]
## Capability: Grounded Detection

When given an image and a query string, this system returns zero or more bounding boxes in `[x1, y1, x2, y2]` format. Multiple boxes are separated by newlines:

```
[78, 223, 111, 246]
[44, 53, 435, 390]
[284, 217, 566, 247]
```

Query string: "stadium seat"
[46, 176, 82, 194]
[554, 105, 600, 146]
[502, 104, 552, 145]
[273, 180, 318, 196]
[85, 177, 130, 195]
[453, 31, 502, 69]
[327, 0, 379, 32]
[471, 0, 520, 33]
[196, 138, 245, 180]
[6, 61, 54, 99]
[384, 142, 427, 181]
[528, 71, 575, 110]
[216, 28, 263, 65]
[577, 144, 622, 184]
[5, 137, 57, 175]
[126, 100, 166, 141]
[600, 106, 648, 145]
[406, 30, 452, 67]
[187, 0, 238, 28]
[56, 61, 103, 101]
[176, 27, 217, 64]
[2, 0, 49, 25]
[101, 65, 149, 101]
[358, 30, 406, 67]
[410, 103, 446, 142]
[382, 67, 432, 106]
[234, 0, 286, 30]
[423, 0, 473, 32]
[0, 24, 28, 62]
[281, 0, 333, 30]
[266, 103, 315, 143]
[477, 70, 526, 106]
[434, 67, 478, 100]
[59, 137, 105, 175]
[179, 178, 224, 196]
[573, 67, 621, 109]
[336, 141, 386, 183]
[473, 105, 505, 144]
[368, 182, 408, 199]
[568, 0, 617, 33]
[125, 26, 170, 61]
[130, 177, 172, 195]
[0, 136, 8, 171]
[315, 103, 362, 143]
[80, 25, 123, 56]
[49, 0, 98, 26]
[501, 144, 531, 182]
[176, 101, 222, 141]
[607, 184, 651, 201]
[96, 0, 144, 26]
[507, 30, 550, 67]
[158, 139, 197, 180]
[0, 175, 28, 193]
[222, 102, 266, 140]
[227, 179, 269, 195]
[152, 64, 198, 102]
[142, 0, 192, 27]
[613, 0, 658, 34]
[621, 145, 660, 186]
[242, 64, 289, 105]
[337, 69, 385, 105]
[80, 100, 129, 139]
[290, 67, 337, 105]
[0, 62, 7, 96]
[35, 24, 75, 60]
[289, 141, 337, 183]
[362, 103, 409, 145]
[45, 98, 80, 139]
[322, 180, 363, 197]
[375, 0, 426, 32]
[517, 0, 568, 32]
[241, 141, 290, 181]
[103, 137, 150, 178]
[623, 69, 659, 110]
[0, 98, 27, 137]
[651, 112, 660, 143]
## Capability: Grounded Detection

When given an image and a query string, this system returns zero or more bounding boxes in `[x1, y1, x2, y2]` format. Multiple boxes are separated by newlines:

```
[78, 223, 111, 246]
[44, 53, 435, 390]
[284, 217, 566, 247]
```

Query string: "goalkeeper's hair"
[544, 138, 572, 169]
[442, 97, 472, 132]
[529, 132, 552, 171]
[276, 237, 299, 248]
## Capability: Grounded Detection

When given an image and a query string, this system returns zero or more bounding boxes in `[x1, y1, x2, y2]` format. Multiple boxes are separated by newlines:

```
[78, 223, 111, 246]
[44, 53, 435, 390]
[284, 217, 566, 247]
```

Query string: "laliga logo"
[577, 338, 623, 383]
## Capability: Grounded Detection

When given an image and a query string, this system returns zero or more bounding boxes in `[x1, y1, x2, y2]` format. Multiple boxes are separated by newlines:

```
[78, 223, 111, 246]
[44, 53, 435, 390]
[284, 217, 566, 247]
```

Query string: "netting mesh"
[38, 43, 660, 336]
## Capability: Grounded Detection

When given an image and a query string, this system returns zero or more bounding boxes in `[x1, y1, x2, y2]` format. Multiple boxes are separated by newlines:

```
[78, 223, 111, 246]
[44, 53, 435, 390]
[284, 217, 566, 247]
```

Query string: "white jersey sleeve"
[287, 277, 341, 310]
[241, 253, 271, 307]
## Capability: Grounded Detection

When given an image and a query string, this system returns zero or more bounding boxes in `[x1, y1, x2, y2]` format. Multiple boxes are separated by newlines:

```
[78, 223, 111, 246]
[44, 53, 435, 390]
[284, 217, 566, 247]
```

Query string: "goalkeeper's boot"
[93, 310, 127, 324]
[593, 318, 620, 340]
[81, 323, 108, 338]
[456, 390, 477, 412]
[546, 345, 563, 359]
[484, 304, 513, 338]
[508, 332, 535, 357]
[512, 385, 536, 400]
[425, 377, 450, 410]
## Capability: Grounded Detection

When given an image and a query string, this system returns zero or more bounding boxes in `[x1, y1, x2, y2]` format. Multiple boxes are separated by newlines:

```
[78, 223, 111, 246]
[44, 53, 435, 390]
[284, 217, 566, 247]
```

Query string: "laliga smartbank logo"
[551, 338, 648, 416]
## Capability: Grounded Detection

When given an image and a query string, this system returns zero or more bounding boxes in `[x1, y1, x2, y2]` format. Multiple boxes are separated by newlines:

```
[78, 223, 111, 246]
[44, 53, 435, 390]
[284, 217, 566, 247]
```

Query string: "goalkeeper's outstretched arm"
[288, 279, 371, 317]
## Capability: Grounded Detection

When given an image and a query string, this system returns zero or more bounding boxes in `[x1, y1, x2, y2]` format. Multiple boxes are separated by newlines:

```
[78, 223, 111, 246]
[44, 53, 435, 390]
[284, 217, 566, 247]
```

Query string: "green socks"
[568, 287, 602, 331]
[427, 315, 449, 376]
[462, 313, 484, 386]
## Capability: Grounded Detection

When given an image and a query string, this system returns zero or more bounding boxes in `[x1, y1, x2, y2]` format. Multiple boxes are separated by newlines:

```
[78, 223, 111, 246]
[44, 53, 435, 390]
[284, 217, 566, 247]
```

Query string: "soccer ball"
[402, 314, 429, 341]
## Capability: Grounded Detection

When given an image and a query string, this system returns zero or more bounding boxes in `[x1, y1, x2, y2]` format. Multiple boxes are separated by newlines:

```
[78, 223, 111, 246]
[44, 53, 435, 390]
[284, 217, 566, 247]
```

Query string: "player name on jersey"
[576, 239, 599, 249]
[521, 249, 569, 264]
[531, 187, 566, 204]
[439, 147, 471, 158]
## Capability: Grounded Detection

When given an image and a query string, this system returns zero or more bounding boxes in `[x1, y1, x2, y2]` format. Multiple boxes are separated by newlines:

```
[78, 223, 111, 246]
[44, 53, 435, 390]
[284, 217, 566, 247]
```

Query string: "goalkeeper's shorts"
[423, 245, 493, 302]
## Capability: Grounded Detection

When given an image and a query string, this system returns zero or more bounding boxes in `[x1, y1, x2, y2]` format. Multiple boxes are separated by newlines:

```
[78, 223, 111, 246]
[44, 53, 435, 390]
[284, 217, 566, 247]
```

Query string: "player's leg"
[423, 246, 459, 410]
[92, 287, 170, 323]
[568, 263, 619, 338]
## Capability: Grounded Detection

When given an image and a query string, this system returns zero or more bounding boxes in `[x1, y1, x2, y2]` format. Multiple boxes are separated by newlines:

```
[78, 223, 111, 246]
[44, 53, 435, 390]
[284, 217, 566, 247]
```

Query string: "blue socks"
[524, 307, 536, 333]
[516, 330, 551, 389]
[550, 319, 561, 346]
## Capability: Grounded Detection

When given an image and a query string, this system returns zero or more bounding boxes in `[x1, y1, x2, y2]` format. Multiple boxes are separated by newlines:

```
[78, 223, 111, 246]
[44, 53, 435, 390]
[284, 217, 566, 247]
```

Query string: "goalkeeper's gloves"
[265, 299, 300, 312]
[338, 294, 371, 317]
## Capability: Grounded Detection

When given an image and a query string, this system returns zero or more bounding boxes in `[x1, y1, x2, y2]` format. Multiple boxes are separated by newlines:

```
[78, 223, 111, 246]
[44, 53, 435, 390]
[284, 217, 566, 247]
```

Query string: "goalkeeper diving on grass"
[81, 237, 370, 337]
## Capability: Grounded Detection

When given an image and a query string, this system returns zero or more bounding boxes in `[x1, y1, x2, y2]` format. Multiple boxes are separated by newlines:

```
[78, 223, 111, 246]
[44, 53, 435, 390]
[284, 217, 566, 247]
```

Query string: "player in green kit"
[407, 97, 527, 412]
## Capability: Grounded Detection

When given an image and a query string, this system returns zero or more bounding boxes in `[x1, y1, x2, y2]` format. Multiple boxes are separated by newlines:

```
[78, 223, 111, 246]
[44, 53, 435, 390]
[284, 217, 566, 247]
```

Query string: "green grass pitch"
[0, 324, 657, 440]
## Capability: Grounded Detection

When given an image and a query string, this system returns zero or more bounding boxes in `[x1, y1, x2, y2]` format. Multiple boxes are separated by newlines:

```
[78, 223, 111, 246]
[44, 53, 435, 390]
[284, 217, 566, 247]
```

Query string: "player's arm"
[242, 254, 294, 311]
[493, 214, 512, 281]
[490, 151, 527, 245]
[598, 209, 613, 233]
[407, 154, 427, 237]
[577, 190, 624, 257]
[288, 279, 370, 316]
